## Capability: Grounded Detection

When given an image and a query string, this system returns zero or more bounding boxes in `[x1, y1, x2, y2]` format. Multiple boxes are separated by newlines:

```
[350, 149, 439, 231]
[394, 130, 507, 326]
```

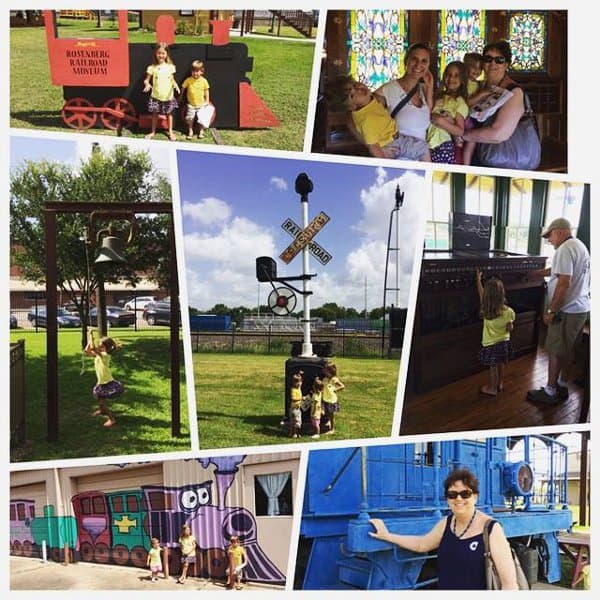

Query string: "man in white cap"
[527, 218, 590, 404]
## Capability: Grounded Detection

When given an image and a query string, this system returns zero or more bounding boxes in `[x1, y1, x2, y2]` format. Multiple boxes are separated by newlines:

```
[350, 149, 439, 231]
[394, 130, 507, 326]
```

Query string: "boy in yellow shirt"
[179, 60, 214, 139]
[324, 75, 430, 161]
[226, 536, 247, 590]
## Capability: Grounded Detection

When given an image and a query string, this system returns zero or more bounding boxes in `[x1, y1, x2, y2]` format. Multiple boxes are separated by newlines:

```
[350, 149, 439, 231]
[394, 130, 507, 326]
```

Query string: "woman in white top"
[375, 43, 434, 152]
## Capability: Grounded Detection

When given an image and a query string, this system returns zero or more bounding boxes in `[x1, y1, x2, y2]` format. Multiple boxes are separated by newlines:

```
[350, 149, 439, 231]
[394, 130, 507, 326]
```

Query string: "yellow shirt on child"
[351, 97, 397, 148]
[482, 306, 515, 347]
[181, 76, 210, 107]
[228, 545, 246, 568]
[146, 63, 176, 101]
[94, 353, 113, 385]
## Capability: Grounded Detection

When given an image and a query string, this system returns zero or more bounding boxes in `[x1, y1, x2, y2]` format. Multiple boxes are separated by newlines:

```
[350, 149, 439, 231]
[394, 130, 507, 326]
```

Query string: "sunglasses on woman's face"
[446, 489, 474, 499]
[483, 55, 507, 64]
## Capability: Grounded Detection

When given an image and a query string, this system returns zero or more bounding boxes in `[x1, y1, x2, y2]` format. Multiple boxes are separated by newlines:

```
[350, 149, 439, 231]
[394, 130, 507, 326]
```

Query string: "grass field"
[9, 20, 315, 151]
[10, 329, 190, 462]
[194, 353, 401, 449]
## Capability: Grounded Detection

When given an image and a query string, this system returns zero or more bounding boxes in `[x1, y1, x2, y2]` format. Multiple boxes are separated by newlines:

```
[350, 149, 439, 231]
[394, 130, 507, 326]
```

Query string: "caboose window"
[112, 496, 123, 513]
[147, 491, 168, 510]
[127, 495, 139, 512]
[10, 505, 16, 520]
[92, 496, 105, 513]
[81, 498, 91, 514]
[16, 504, 26, 520]
[254, 472, 293, 517]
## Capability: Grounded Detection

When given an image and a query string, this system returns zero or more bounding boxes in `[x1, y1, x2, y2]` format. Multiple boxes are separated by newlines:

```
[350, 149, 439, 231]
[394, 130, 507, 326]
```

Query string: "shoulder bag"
[483, 519, 530, 590]
[390, 82, 421, 119]
[475, 84, 541, 171]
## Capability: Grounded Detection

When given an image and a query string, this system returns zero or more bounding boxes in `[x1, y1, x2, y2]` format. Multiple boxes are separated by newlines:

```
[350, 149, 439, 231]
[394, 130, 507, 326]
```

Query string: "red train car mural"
[43, 10, 279, 132]
[10, 456, 286, 585]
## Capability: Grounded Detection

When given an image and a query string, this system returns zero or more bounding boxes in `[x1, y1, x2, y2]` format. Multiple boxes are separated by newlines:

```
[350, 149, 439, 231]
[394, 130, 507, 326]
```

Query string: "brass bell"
[94, 235, 127, 265]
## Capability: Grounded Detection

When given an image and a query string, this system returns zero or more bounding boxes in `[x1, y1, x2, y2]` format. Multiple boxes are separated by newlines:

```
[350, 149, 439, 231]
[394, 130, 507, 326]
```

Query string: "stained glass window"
[508, 12, 547, 72]
[438, 10, 486, 77]
[347, 10, 407, 90]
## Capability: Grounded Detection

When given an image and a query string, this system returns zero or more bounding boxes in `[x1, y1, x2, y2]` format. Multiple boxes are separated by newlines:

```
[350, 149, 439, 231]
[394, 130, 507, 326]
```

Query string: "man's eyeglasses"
[483, 55, 507, 65]
[446, 490, 474, 499]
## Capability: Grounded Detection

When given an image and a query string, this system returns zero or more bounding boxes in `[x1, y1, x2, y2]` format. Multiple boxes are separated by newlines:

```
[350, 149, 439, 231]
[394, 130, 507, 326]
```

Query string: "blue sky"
[177, 151, 426, 312]
[10, 134, 171, 180]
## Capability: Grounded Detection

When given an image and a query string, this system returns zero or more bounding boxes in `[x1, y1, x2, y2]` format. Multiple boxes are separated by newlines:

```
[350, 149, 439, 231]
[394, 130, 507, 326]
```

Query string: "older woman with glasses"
[368, 468, 518, 590]
[461, 40, 540, 170]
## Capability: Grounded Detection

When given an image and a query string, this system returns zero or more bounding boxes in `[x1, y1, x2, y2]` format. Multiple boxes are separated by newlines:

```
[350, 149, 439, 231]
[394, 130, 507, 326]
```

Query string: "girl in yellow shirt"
[84, 328, 123, 428]
[475, 270, 515, 396]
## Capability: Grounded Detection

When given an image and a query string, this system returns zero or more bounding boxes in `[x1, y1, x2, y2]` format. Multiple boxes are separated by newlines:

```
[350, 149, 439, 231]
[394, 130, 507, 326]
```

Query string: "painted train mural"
[297, 435, 575, 590]
[10, 456, 285, 584]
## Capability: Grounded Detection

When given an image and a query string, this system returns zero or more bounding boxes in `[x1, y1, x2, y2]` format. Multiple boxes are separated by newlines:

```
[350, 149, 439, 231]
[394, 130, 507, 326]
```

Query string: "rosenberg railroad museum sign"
[281, 217, 332, 265]
[279, 211, 330, 264]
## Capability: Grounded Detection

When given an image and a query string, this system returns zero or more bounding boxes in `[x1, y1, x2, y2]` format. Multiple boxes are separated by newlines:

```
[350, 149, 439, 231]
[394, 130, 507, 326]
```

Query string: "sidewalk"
[10, 557, 284, 591]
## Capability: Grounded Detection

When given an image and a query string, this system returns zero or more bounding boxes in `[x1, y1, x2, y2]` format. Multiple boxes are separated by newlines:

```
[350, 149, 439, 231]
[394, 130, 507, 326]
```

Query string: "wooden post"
[63, 543, 70, 565]
[163, 546, 169, 578]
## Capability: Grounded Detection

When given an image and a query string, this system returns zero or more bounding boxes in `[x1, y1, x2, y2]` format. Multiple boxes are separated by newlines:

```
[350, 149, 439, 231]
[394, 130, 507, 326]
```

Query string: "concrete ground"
[10, 557, 284, 591]
[10, 557, 570, 592]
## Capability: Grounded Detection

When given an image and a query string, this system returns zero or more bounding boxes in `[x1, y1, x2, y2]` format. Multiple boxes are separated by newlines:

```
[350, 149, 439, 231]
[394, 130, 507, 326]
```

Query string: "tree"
[10, 145, 172, 347]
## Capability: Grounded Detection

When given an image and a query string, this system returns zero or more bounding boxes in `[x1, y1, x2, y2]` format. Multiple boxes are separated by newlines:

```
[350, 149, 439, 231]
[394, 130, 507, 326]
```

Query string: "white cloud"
[375, 166, 388, 187]
[270, 176, 288, 191]
[183, 170, 426, 311]
[182, 197, 232, 226]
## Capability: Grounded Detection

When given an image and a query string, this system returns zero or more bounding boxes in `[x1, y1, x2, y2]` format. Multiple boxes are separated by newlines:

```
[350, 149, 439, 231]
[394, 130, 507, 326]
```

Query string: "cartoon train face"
[10, 480, 285, 584]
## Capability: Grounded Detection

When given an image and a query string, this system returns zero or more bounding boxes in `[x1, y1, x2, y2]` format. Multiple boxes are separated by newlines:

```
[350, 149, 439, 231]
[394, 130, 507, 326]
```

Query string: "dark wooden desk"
[558, 533, 590, 588]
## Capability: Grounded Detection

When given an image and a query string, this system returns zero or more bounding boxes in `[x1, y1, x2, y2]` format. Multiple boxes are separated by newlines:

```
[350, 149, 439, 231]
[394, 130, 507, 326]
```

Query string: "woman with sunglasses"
[368, 468, 518, 589]
[461, 40, 539, 169]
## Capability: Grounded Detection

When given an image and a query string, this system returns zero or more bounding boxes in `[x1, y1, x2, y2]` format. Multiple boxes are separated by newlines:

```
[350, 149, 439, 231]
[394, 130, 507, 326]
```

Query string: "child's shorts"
[431, 140, 456, 164]
[479, 340, 512, 366]
[185, 103, 215, 128]
[383, 134, 429, 161]
[93, 379, 124, 400]
[148, 96, 178, 115]
[322, 401, 340, 418]
[311, 417, 321, 430]
[181, 553, 196, 565]
[289, 406, 302, 429]
[151, 565, 163, 574]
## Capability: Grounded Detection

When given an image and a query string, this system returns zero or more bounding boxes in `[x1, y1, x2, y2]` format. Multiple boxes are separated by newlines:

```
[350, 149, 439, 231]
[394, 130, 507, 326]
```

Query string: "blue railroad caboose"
[298, 435, 573, 590]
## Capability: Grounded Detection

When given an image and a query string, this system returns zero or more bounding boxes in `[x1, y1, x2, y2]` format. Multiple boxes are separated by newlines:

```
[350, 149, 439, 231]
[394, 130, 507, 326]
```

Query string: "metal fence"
[190, 330, 392, 358]
[9, 307, 167, 332]
[10, 340, 26, 448]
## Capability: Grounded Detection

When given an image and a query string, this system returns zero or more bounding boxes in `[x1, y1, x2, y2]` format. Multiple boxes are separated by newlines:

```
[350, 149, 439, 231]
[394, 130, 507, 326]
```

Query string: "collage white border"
[3, 2, 596, 597]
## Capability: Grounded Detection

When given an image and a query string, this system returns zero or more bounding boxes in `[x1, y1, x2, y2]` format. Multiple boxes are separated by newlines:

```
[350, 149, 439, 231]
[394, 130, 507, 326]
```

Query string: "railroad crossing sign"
[279, 211, 330, 264]
[281, 217, 332, 265]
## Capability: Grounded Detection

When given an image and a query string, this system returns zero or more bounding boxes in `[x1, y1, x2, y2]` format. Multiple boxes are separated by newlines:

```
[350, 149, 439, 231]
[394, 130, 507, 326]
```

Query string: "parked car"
[10, 313, 18, 329]
[27, 306, 81, 328]
[89, 306, 136, 327]
[143, 297, 180, 326]
[123, 296, 156, 311]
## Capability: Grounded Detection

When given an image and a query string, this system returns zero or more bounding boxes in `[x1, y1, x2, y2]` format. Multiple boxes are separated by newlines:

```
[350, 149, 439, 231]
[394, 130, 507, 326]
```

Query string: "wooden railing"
[10, 340, 26, 448]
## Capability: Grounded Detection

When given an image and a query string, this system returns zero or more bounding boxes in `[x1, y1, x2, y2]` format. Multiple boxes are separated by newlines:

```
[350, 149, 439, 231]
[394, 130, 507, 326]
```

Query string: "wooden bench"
[558, 532, 590, 588]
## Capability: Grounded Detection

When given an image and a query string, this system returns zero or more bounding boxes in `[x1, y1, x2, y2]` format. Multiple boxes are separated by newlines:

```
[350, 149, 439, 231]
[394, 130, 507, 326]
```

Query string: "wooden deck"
[400, 348, 587, 435]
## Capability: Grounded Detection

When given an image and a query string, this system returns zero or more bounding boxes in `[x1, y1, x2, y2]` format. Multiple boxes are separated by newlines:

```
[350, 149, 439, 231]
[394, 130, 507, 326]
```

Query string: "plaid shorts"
[147, 96, 178, 115]
[93, 380, 124, 400]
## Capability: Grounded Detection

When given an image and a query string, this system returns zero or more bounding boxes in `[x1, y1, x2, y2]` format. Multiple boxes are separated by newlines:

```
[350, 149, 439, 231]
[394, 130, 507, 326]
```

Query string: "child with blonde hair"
[143, 42, 180, 141]
[321, 362, 345, 434]
[179, 60, 214, 139]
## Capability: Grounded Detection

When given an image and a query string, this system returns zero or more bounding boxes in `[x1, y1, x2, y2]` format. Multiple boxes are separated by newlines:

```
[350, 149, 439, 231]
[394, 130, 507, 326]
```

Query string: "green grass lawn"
[194, 353, 400, 449]
[10, 21, 315, 151]
[10, 329, 190, 462]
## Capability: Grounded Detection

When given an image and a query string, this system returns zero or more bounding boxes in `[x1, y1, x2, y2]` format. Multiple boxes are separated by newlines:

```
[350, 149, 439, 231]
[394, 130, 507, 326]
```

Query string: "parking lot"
[9, 306, 169, 332]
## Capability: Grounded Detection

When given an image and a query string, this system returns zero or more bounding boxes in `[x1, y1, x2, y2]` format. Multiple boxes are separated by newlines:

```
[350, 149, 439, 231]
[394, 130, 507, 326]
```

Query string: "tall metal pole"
[296, 173, 314, 357]
[381, 185, 404, 357]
